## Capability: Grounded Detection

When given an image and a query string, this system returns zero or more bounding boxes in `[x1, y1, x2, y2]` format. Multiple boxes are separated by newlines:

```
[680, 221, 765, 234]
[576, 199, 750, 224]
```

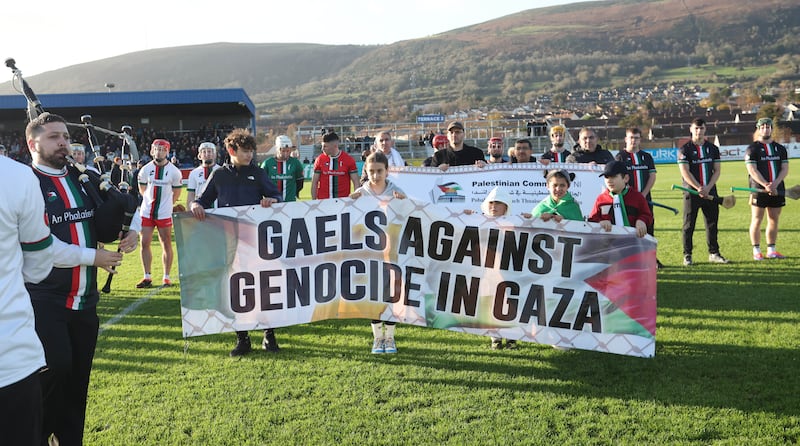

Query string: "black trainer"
[230, 333, 252, 357]
[262, 329, 280, 353]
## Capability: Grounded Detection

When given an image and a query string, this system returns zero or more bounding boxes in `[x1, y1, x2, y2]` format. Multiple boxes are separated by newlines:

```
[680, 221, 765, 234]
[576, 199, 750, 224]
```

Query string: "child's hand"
[635, 220, 647, 238]
[521, 212, 532, 218]
[552, 214, 564, 223]
[260, 197, 278, 207]
[540, 212, 554, 222]
[349, 192, 362, 199]
[464, 209, 475, 215]
[600, 220, 612, 232]
[393, 191, 406, 199]
[438, 164, 450, 171]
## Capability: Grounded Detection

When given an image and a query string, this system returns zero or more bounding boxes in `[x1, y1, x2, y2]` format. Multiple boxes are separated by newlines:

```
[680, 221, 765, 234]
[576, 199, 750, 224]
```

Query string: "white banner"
[387, 163, 606, 217]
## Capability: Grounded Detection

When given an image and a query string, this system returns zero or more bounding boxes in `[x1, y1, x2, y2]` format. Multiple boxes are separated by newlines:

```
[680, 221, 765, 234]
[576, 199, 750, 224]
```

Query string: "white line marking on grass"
[98, 286, 164, 335]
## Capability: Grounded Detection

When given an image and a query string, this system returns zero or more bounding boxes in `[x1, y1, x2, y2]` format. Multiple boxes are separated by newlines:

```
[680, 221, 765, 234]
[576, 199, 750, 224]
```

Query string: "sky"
[3, 0, 580, 77]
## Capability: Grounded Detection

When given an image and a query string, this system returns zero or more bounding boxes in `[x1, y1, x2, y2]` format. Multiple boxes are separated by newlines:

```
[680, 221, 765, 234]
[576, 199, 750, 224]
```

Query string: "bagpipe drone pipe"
[6, 58, 139, 292]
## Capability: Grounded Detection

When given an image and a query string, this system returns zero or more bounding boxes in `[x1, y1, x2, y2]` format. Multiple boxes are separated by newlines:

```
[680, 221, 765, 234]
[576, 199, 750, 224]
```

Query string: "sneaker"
[383, 338, 397, 354]
[262, 330, 279, 353]
[135, 278, 152, 288]
[708, 253, 729, 264]
[767, 252, 786, 259]
[230, 336, 252, 357]
[505, 340, 518, 350]
[753, 252, 764, 261]
[162, 278, 172, 287]
[683, 255, 693, 266]
[491, 339, 503, 350]
[371, 338, 385, 354]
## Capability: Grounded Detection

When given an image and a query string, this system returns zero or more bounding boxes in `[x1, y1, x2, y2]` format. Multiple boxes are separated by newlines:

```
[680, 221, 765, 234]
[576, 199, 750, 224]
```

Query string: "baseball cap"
[756, 117, 773, 127]
[599, 160, 629, 177]
[447, 121, 464, 131]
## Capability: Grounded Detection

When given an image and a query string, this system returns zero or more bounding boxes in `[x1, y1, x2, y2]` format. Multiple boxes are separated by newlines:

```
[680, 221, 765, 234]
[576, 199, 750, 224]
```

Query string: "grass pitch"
[87, 160, 799, 445]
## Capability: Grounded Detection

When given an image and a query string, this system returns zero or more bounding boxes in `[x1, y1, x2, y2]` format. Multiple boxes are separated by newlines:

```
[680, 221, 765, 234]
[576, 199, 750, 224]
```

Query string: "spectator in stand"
[568, 127, 614, 164]
[486, 137, 509, 164]
[431, 121, 486, 170]
[0, 144, 5, 157]
[511, 139, 536, 164]
[311, 132, 359, 199]
[540, 125, 571, 165]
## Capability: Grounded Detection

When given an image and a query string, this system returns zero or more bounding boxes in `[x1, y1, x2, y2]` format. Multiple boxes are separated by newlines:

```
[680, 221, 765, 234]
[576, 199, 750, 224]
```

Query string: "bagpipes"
[6, 58, 139, 292]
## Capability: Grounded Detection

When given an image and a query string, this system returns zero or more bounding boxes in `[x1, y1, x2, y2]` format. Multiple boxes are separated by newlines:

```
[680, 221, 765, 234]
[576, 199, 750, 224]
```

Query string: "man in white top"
[186, 142, 220, 206]
[360, 130, 404, 184]
[0, 155, 54, 445]
[137, 139, 183, 288]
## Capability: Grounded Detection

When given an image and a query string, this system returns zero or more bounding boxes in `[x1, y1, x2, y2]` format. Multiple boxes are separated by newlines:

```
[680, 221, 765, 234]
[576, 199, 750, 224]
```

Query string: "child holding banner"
[588, 160, 652, 238]
[526, 170, 584, 222]
[350, 151, 406, 354]
[465, 187, 518, 350]
[189, 129, 282, 357]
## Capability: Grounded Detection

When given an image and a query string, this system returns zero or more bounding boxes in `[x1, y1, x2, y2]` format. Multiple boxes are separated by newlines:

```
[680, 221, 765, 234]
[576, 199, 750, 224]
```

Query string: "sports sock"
[371, 322, 383, 340]
[144, 273, 152, 280]
[752, 245, 761, 256]
[385, 324, 396, 340]
[767, 244, 776, 254]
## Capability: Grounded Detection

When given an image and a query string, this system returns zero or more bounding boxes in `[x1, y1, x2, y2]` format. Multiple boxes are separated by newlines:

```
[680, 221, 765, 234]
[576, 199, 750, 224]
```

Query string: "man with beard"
[540, 125, 572, 165]
[186, 142, 221, 206]
[431, 121, 486, 170]
[569, 127, 614, 164]
[137, 139, 183, 288]
[25, 112, 133, 445]
[745, 117, 789, 260]
[486, 137, 509, 164]
[261, 135, 305, 202]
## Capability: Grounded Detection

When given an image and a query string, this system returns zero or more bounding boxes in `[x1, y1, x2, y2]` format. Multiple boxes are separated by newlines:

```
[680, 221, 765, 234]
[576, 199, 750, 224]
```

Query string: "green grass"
[89, 160, 799, 445]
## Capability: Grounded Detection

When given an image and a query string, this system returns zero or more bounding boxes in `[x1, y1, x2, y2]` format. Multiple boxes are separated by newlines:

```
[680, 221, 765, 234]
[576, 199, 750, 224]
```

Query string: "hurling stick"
[647, 200, 678, 215]
[731, 186, 800, 200]
[671, 184, 736, 209]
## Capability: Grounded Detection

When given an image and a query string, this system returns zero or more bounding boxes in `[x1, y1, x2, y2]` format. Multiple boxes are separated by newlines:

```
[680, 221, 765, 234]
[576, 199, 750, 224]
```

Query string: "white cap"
[275, 135, 293, 149]
[480, 187, 512, 216]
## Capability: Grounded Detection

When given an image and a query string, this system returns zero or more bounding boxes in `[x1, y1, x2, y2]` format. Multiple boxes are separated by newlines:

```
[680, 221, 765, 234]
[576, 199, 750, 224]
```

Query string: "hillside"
[1, 0, 797, 119]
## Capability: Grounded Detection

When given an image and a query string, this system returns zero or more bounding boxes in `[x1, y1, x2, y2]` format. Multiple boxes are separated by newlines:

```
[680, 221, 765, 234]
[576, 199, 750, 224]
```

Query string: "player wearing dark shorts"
[745, 117, 789, 260]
